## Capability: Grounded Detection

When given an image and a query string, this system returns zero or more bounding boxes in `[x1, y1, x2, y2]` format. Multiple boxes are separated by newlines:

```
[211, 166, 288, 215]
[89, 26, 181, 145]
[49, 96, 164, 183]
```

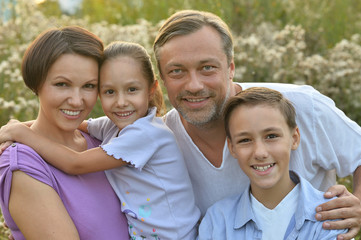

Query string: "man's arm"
[316, 167, 361, 240]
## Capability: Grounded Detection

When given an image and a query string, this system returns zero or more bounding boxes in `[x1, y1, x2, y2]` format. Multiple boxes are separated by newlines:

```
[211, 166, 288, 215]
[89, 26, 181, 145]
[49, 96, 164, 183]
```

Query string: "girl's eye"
[105, 89, 115, 94]
[128, 87, 137, 92]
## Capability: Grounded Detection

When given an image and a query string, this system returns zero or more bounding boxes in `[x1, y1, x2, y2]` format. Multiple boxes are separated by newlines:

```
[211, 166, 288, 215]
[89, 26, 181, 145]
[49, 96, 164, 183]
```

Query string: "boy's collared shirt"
[198, 171, 347, 240]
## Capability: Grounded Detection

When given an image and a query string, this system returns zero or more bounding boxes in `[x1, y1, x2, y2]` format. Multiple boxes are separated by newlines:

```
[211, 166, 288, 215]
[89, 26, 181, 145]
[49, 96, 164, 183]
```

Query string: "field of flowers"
[0, 0, 361, 238]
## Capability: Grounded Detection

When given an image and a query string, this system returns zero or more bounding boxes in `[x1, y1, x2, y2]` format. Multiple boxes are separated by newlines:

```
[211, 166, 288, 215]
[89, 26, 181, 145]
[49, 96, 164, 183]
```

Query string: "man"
[153, 10, 361, 239]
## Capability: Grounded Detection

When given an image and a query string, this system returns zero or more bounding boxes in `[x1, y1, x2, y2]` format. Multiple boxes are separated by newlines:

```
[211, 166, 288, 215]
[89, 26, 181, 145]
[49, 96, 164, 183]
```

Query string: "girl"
[0, 41, 200, 240]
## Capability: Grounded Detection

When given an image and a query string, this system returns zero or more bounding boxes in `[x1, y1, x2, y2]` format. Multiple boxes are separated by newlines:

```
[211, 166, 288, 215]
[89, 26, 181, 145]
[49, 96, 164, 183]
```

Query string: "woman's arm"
[9, 171, 80, 240]
[0, 123, 127, 175]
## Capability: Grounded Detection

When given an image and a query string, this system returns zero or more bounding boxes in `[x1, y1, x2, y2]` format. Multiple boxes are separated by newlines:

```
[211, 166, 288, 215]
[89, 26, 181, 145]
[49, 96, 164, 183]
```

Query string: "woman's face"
[37, 53, 99, 133]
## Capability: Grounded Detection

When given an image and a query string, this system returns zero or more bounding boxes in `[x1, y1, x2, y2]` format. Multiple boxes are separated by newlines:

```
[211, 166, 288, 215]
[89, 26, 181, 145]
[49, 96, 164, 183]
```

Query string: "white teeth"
[116, 112, 132, 117]
[187, 98, 206, 103]
[253, 163, 275, 171]
[62, 110, 81, 116]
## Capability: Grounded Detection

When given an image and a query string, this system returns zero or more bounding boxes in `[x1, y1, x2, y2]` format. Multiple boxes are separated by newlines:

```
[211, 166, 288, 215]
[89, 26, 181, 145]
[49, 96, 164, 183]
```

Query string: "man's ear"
[229, 59, 235, 80]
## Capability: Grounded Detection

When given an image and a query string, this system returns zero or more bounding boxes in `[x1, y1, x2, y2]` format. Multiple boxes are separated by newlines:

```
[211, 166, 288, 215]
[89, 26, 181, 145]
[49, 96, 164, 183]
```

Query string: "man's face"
[158, 26, 235, 127]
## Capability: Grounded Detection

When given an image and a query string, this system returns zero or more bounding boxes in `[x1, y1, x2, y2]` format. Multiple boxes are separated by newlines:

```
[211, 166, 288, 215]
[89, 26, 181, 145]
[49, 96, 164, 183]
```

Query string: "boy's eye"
[266, 134, 278, 139]
[238, 138, 251, 144]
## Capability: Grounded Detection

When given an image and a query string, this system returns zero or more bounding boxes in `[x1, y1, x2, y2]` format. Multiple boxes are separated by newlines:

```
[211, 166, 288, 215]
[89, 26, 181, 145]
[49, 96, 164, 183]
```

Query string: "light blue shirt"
[88, 107, 200, 240]
[198, 171, 347, 240]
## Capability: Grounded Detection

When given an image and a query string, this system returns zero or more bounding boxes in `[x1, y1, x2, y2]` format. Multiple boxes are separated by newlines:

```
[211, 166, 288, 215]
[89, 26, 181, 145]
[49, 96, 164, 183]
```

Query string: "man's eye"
[203, 65, 215, 71]
[171, 69, 181, 74]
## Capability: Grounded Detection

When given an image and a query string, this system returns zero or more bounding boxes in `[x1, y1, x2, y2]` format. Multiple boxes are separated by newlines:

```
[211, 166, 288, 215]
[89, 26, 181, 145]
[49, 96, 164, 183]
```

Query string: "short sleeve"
[311, 90, 361, 177]
[87, 116, 118, 142]
[101, 123, 157, 170]
[0, 143, 57, 231]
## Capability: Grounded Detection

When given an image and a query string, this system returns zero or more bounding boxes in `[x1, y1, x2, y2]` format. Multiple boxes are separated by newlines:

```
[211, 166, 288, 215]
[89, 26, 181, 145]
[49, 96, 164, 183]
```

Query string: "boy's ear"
[227, 137, 237, 158]
[291, 127, 300, 150]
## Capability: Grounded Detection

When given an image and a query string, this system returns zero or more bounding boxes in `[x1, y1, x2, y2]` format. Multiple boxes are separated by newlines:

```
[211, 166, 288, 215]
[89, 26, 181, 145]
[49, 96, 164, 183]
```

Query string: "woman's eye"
[84, 83, 96, 89]
[55, 82, 67, 87]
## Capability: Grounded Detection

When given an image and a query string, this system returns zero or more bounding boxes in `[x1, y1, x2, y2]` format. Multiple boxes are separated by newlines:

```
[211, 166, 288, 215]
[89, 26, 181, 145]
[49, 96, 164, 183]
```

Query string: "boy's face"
[227, 104, 300, 193]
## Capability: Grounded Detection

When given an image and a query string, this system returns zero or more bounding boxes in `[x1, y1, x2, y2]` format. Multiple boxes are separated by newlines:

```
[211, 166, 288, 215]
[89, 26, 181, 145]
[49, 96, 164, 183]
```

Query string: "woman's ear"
[291, 127, 300, 150]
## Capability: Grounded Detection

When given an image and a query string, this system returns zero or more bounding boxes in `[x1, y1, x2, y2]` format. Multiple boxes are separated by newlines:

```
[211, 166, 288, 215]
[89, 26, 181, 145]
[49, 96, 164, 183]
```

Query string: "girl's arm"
[78, 120, 89, 133]
[0, 123, 127, 175]
[10, 171, 80, 239]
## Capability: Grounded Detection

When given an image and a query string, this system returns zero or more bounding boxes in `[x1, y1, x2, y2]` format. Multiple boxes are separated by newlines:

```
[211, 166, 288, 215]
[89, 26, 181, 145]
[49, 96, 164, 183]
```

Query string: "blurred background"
[0, 0, 361, 238]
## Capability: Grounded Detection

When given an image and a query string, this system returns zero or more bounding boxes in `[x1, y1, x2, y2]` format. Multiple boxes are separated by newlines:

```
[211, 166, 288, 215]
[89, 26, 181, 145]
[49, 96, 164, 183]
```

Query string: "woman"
[0, 26, 129, 240]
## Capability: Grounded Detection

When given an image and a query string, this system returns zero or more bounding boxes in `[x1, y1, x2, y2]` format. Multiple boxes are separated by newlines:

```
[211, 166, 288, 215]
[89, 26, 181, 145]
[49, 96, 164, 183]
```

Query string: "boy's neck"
[250, 174, 296, 209]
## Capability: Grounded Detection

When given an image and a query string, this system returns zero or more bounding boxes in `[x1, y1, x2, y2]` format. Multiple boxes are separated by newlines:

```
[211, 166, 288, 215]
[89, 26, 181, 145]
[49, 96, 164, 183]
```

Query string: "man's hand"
[315, 184, 361, 240]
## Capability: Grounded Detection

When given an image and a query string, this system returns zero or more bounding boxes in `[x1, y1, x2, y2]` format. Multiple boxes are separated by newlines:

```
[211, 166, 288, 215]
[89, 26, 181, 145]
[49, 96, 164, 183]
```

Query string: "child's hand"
[0, 141, 13, 154]
[0, 119, 25, 150]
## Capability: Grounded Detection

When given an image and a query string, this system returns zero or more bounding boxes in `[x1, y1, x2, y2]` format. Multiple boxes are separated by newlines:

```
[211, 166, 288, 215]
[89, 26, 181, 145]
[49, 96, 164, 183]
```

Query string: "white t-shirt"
[88, 107, 200, 240]
[164, 83, 361, 215]
[251, 184, 299, 240]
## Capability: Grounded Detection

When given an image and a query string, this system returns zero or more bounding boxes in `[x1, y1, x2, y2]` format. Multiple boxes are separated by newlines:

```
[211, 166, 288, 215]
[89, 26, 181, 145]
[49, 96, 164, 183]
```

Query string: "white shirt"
[251, 184, 299, 240]
[164, 83, 361, 215]
[88, 107, 201, 240]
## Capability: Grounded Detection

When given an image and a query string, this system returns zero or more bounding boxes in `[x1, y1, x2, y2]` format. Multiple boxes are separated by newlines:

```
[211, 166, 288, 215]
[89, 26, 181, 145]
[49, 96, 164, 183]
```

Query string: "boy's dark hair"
[224, 87, 297, 139]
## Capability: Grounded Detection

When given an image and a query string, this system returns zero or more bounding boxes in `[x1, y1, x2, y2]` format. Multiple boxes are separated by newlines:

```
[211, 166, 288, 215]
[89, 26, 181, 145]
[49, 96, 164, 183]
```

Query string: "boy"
[198, 87, 347, 239]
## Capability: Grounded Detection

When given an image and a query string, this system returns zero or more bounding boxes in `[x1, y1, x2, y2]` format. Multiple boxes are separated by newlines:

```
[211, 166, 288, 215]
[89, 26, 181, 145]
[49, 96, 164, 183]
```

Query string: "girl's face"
[37, 53, 99, 134]
[99, 56, 152, 130]
[227, 105, 300, 195]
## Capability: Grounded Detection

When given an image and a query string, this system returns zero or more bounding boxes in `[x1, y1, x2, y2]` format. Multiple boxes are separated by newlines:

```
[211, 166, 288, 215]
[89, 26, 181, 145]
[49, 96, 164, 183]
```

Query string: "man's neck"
[181, 116, 226, 167]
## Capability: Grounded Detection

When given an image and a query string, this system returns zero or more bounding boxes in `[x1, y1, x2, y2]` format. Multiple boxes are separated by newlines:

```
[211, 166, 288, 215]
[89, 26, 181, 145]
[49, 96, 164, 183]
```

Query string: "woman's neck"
[31, 118, 86, 151]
